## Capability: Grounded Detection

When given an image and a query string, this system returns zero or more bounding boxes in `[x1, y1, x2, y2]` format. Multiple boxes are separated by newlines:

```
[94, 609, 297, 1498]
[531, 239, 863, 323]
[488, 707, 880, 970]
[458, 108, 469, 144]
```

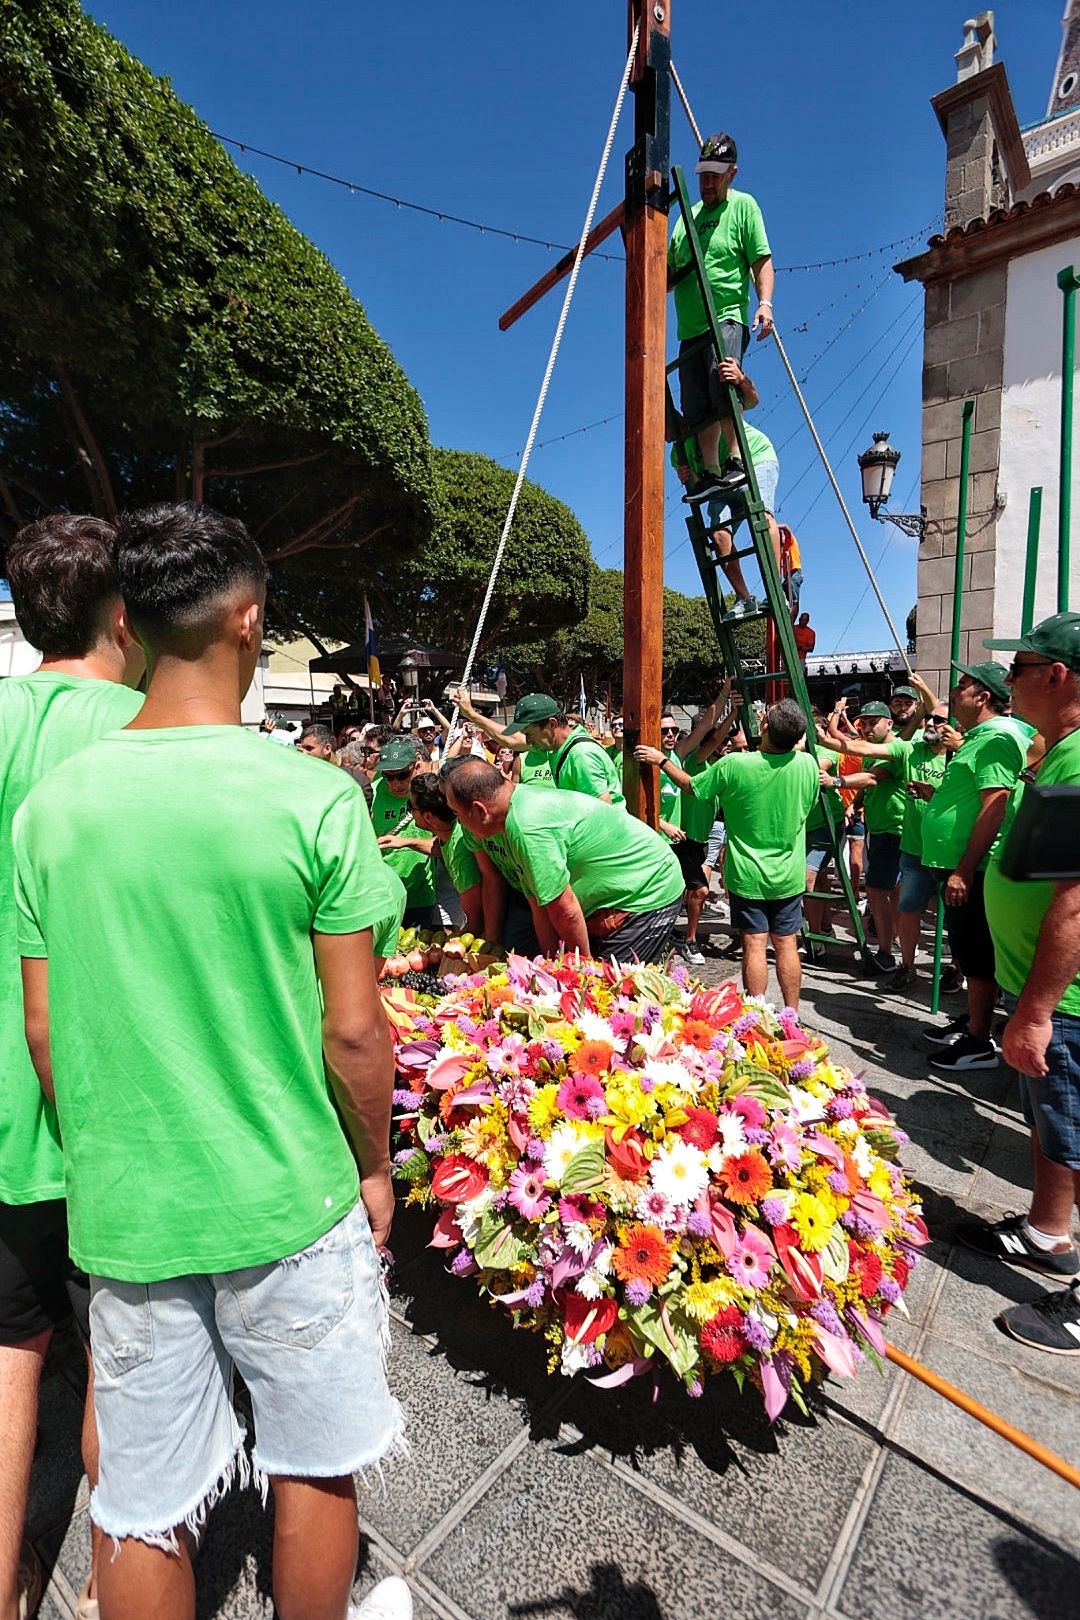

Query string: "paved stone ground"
[28, 939, 1080, 1620]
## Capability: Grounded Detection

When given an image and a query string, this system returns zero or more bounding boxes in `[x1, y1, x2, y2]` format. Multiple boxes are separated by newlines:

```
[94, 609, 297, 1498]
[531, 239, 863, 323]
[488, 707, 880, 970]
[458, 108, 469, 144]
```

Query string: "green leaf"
[560, 1139, 607, 1195]
[625, 1303, 699, 1380]
[471, 1211, 528, 1271]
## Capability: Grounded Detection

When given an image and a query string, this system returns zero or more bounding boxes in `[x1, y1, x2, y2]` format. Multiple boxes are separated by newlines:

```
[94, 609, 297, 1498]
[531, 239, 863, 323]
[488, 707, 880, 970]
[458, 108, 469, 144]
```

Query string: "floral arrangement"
[389, 953, 927, 1418]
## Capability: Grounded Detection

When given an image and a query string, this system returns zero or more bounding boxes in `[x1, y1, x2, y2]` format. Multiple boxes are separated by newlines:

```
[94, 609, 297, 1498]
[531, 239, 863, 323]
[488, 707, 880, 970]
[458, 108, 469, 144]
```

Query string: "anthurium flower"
[431, 1154, 489, 1204]
[773, 1223, 824, 1301]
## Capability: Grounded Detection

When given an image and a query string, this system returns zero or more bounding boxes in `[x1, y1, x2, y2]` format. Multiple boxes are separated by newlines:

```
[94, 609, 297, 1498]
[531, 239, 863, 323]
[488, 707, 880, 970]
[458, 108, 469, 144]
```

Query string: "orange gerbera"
[569, 1039, 615, 1079]
[612, 1223, 674, 1288]
[679, 1018, 717, 1052]
[720, 1150, 773, 1207]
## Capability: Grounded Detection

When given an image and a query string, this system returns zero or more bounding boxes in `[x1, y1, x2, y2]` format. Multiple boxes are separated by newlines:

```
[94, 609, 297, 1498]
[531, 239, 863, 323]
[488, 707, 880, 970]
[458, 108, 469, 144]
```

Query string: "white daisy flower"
[649, 1138, 709, 1207]
[544, 1123, 586, 1185]
[576, 1008, 617, 1044]
[564, 1220, 594, 1255]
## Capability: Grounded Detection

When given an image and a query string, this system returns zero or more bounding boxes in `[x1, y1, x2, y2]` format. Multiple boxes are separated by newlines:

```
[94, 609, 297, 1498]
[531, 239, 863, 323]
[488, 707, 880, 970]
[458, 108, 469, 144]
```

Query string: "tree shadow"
[992, 1534, 1080, 1620]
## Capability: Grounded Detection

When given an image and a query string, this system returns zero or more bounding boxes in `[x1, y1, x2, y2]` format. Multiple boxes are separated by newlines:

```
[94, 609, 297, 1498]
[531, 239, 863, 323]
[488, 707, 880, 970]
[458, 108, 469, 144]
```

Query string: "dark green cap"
[953, 660, 1010, 703]
[858, 701, 891, 719]
[508, 692, 561, 729]
[890, 685, 918, 701]
[379, 739, 420, 772]
[984, 612, 1080, 672]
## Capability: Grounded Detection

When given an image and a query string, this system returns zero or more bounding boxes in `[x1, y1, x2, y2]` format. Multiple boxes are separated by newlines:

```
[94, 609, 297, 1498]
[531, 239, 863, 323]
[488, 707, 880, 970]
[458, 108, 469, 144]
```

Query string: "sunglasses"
[382, 769, 412, 783]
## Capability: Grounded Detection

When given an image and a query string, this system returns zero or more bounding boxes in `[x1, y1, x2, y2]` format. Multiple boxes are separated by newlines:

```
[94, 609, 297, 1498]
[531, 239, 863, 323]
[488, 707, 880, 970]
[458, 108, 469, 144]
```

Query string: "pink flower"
[768, 1120, 803, 1173]
[726, 1094, 767, 1130]
[508, 1166, 551, 1221]
[486, 1036, 527, 1076]
[556, 1072, 606, 1120]
[728, 1226, 775, 1291]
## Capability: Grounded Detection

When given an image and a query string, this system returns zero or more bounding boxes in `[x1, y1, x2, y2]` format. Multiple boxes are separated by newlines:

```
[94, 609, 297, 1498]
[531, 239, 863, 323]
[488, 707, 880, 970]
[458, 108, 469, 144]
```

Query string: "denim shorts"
[1003, 993, 1080, 1171]
[706, 820, 726, 867]
[898, 851, 938, 915]
[865, 831, 902, 891]
[88, 1202, 404, 1548]
[708, 457, 780, 534]
[729, 892, 803, 937]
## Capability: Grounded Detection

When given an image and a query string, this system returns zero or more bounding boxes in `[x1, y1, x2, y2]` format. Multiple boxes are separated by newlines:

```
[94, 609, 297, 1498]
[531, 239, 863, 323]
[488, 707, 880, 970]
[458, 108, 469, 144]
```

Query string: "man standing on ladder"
[667, 133, 775, 503]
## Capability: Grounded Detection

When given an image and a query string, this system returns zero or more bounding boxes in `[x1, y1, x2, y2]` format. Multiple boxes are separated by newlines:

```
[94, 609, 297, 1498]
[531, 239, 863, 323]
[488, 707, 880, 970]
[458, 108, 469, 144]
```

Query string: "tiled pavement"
[28, 949, 1080, 1619]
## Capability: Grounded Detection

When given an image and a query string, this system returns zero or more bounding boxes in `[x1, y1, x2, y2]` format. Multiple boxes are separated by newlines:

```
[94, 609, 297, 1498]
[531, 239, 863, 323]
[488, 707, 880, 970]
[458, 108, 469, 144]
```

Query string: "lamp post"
[857, 431, 927, 538]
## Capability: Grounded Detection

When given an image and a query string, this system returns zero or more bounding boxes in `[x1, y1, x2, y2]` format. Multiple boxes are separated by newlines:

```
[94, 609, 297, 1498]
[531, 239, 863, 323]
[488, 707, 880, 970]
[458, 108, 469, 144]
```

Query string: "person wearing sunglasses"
[370, 740, 436, 928]
[950, 613, 1080, 1356]
[606, 716, 624, 761]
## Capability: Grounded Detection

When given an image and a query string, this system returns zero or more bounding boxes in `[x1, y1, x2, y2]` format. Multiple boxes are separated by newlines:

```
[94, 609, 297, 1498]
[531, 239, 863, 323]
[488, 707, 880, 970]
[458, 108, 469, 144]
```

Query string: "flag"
[579, 672, 587, 718]
[363, 596, 381, 689]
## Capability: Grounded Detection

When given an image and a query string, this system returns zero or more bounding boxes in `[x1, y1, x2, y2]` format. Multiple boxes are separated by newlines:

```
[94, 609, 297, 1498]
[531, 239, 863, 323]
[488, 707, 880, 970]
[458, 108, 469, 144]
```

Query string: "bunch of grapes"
[398, 970, 447, 997]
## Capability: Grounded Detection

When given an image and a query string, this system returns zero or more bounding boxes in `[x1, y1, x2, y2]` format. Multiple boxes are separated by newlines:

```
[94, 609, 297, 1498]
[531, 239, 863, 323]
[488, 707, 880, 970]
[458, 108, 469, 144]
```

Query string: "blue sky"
[87, 0, 1064, 655]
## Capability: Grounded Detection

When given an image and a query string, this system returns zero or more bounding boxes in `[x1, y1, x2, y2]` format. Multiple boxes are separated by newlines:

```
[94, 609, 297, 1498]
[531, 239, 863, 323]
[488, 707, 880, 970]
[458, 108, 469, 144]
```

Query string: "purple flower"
[525, 1136, 546, 1161]
[810, 1298, 844, 1336]
[641, 1004, 661, 1032]
[639, 1073, 656, 1093]
[789, 1059, 817, 1081]
[827, 1096, 855, 1119]
[687, 1379, 704, 1399]
[742, 1314, 773, 1351]
[842, 1211, 880, 1240]
[624, 1279, 652, 1306]
[827, 1170, 849, 1195]
[732, 1014, 759, 1039]
[491, 1192, 509, 1212]
[687, 1210, 712, 1238]
[450, 1250, 477, 1277]
[879, 1276, 901, 1304]
[586, 1095, 607, 1120]
[743, 1125, 770, 1146]
[760, 1197, 788, 1228]
[586, 1345, 604, 1368]
[426, 1134, 449, 1154]
[540, 1039, 564, 1064]
[525, 1278, 547, 1308]
[392, 1089, 425, 1109]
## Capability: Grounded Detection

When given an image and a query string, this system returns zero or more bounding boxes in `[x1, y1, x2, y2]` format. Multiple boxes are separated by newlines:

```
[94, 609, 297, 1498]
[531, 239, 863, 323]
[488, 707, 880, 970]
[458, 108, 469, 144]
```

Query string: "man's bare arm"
[451, 687, 526, 752]
[946, 787, 1010, 906]
[544, 884, 590, 956]
[474, 847, 508, 942]
[21, 958, 54, 1104]
[1006, 881, 1080, 1076]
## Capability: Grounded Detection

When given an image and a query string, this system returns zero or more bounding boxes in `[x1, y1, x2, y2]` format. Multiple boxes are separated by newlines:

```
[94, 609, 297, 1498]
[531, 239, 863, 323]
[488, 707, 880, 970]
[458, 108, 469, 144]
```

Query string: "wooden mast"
[620, 0, 670, 824]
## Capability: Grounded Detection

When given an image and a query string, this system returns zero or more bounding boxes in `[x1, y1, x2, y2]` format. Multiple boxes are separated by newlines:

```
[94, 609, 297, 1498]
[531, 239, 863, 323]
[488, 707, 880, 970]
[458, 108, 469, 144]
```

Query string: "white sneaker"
[682, 944, 706, 965]
[350, 1577, 413, 1620]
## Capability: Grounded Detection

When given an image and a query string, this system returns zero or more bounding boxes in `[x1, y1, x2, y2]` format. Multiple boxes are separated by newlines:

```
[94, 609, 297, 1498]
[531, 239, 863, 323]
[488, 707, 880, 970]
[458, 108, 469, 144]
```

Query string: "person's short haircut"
[113, 503, 267, 648]
[410, 771, 455, 825]
[765, 698, 808, 751]
[986, 690, 1009, 715]
[6, 513, 119, 657]
[300, 723, 336, 748]
[339, 740, 368, 768]
[443, 757, 505, 805]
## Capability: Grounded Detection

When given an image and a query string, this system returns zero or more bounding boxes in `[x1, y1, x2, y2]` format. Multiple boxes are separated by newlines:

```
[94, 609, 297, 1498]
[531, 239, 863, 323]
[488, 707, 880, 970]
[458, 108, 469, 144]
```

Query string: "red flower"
[849, 1245, 884, 1299]
[678, 1107, 720, 1151]
[689, 981, 743, 1028]
[430, 1154, 489, 1205]
[720, 1150, 773, 1206]
[891, 1253, 911, 1292]
[700, 1306, 747, 1365]
[605, 1128, 650, 1183]
[561, 1292, 618, 1345]
[774, 1224, 824, 1302]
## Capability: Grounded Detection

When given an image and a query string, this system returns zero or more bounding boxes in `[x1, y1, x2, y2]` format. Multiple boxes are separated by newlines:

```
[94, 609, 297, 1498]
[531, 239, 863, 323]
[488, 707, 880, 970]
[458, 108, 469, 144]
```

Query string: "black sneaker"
[929, 1034, 999, 1072]
[683, 471, 726, 505]
[954, 1213, 1080, 1277]
[997, 1281, 1080, 1355]
[885, 965, 916, 989]
[713, 456, 747, 494]
[870, 949, 896, 974]
[922, 1014, 970, 1050]
[939, 965, 966, 996]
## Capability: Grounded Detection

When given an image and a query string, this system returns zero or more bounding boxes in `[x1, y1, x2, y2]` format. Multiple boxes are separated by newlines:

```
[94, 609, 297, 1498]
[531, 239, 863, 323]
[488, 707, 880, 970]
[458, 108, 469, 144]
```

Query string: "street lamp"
[857, 431, 927, 538]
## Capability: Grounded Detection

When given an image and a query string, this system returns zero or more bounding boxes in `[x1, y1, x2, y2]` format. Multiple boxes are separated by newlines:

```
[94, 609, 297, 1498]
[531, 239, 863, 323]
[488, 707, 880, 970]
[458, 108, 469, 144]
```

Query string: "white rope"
[668, 62, 913, 676]
[453, 23, 641, 723]
[771, 328, 914, 675]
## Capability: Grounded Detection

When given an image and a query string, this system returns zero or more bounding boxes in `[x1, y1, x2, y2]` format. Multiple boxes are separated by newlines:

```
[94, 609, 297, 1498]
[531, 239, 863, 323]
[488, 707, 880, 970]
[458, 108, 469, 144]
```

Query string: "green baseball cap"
[508, 692, 561, 730]
[984, 611, 1080, 672]
[379, 739, 420, 772]
[953, 660, 1010, 703]
[890, 685, 918, 701]
[858, 701, 891, 719]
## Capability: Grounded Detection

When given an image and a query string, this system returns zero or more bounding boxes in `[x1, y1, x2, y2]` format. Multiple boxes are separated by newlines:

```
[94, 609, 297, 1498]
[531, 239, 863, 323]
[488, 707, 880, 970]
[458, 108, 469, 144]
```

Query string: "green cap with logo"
[890, 685, 918, 701]
[984, 611, 1080, 672]
[379, 739, 420, 772]
[507, 693, 561, 730]
[858, 701, 892, 719]
[953, 660, 1011, 703]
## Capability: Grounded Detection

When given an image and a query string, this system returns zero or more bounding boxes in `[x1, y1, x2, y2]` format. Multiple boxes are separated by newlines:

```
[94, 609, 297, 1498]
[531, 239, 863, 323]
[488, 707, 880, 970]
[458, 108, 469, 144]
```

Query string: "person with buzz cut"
[12, 502, 411, 1620]
[504, 693, 625, 805]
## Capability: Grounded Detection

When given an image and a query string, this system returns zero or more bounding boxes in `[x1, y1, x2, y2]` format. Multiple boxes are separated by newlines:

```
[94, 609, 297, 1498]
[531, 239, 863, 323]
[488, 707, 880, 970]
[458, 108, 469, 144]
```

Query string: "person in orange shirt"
[793, 612, 816, 661]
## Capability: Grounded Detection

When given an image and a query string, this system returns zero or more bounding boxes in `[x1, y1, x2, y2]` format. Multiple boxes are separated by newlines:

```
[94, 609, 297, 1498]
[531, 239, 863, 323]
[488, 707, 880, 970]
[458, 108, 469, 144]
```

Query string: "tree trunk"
[53, 360, 116, 518]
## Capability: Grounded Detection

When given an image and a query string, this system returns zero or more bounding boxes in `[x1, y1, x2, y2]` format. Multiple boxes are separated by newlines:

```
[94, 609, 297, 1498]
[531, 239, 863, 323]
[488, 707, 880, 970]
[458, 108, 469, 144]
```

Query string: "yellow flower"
[681, 1277, 740, 1321]
[601, 1077, 658, 1135]
[791, 1192, 837, 1253]
[460, 1115, 506, 1167]
[528, 1085, 562, 1135]
[868, 1160, 893, 1201]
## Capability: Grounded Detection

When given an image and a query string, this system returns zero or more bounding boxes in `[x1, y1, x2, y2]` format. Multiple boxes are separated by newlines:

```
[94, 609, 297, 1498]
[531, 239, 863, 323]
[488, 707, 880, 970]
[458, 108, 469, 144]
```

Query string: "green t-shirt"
[0, 672, 143, 1204]
[679, 749, 719, 843]
[13, 726, 397, 1282]
[504, 787, 683, 918]
[863, 738, 909, 838]
[373, 866, 408, 959]
[806, 747, 842, 835]
[551, 726, 625, 806]
[519, 746, 554, 789]
[676, 424, 777, 476]
[370, 776, 437, 908]
[920, 718, 1027, 873]
[442, 821, 481, 896]
[660, 750, 682, 836]
[900, 739, 948, 858]
[667, 189, 771, 338]
[459, 823, 529, 895]
[692, 748, 820, 900]
[984, 728, 1080, 1015]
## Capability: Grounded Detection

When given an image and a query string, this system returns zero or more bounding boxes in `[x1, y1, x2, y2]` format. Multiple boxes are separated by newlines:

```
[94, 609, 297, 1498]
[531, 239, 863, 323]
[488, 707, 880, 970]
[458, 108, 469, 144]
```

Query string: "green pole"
[932, 398, 975, 1017]
[1021, 487, 1043, 635]
[1058, 265, 1079, 614]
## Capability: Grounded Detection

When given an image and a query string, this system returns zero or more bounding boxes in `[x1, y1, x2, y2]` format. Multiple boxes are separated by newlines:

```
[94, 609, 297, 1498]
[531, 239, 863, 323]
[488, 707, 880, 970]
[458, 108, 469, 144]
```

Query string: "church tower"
[1049, 0, 1080, 116]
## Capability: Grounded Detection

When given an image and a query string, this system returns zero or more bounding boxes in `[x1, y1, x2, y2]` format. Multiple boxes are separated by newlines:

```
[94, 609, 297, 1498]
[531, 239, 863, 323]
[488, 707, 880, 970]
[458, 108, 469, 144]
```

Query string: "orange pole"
[884, 1343, 1080, 1489]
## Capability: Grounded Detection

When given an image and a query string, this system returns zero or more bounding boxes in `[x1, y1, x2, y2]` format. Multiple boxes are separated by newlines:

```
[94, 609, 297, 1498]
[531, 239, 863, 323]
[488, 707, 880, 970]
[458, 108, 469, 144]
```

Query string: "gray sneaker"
[723, 595, 760, 621]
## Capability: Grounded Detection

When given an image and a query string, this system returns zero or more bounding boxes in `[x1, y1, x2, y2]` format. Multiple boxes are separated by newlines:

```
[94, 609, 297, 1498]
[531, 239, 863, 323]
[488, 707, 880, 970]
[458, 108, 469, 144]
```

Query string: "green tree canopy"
[0, 0, 432, 642]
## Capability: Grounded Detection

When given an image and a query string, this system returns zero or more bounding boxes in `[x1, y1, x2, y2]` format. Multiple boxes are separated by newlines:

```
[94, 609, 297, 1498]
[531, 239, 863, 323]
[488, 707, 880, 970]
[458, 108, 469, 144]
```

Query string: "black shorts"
[935, 867, 997, 981]
[0, 1198, 90, 1345]
[866, 831, 902, 891]
[729, 892, 804, 937]
[674, 838, 709, 892]
[678, 321, 750, 429]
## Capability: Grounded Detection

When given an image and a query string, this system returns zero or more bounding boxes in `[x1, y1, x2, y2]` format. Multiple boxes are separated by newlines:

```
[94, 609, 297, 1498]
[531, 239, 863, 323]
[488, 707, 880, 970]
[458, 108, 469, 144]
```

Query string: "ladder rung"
[739, 668, 788, 683]
[665, 335, 714, 375]
[720, 608, 772, 626]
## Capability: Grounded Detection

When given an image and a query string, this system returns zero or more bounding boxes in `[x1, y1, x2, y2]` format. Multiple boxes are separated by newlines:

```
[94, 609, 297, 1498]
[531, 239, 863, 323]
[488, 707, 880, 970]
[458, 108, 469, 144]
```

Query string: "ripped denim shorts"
[88, 1200, 404, 1548]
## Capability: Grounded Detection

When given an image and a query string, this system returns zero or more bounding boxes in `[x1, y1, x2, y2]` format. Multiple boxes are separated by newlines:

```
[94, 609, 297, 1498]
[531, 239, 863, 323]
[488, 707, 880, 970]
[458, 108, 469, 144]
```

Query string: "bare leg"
[82, 1348, 103, 1602]
[966, 974, 997, 1043]
[698, 420, 723, 471]
[741, 933, 768, 998]
[897, 909, 921, 972]
[271, 1475, 358, 1620]
[96, 1535, 195, 1620]
[0, 1331, 49, 1620]
[772, 934, 802, 1011]
[710, 529, 752, 600]
[867, 886, 896, 957]
[1027, 1135, 1080, 1235]
[847, 837, 864, 903]
[684, 885, 707, 944]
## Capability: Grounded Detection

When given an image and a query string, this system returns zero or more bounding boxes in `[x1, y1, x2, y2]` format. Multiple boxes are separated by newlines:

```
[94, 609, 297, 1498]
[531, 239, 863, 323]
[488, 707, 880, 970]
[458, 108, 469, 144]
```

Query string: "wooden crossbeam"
[498, 203, 626, 332]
